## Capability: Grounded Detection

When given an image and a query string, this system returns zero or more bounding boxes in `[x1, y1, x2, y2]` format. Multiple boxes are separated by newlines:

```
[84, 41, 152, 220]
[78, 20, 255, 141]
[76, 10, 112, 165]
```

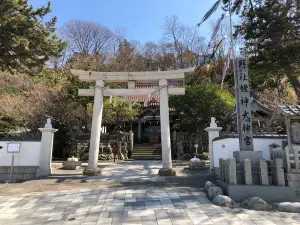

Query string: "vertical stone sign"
[236, 57, 254, 151]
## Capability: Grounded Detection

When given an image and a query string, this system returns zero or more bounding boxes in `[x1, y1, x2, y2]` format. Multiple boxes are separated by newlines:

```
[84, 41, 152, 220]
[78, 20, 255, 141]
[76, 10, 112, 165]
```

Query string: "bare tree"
[60, 20, 114, 55]
[164, 16, 185, 68]
[111, 28, 126, 54]
[164, 15, 207, 69]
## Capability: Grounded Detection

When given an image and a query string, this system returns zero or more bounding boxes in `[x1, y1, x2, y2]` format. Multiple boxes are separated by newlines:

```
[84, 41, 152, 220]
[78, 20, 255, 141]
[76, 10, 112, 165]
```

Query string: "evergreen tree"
[0, 0, 66, 73]
[237, 0, 300, 98]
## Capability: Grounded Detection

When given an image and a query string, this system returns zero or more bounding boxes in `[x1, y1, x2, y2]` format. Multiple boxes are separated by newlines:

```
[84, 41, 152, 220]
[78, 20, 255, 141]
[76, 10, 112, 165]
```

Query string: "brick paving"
[0, 161, 299, 225]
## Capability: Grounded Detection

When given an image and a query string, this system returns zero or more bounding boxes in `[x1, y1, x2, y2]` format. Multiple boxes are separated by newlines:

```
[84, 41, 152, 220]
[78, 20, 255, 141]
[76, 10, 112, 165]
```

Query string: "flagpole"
[229, 0, 241, 135]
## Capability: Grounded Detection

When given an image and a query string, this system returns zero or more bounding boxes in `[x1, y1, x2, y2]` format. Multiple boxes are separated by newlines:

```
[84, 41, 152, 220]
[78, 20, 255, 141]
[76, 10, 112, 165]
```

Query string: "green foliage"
[100, 98, 141, 132]
[0, 115, 17, 132]
[237, 0, 300, 97]
[0, 0, 66, 73]
[170, 84, 235, 132]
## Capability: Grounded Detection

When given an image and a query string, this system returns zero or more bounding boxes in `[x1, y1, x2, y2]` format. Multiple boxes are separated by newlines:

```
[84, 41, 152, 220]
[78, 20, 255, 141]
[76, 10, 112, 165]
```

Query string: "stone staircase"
[131, 144, 162, 160]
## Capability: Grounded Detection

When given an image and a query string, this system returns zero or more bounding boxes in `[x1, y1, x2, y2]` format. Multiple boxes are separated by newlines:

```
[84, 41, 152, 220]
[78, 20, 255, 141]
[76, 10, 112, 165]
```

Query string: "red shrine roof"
[124, 80, 183, 108]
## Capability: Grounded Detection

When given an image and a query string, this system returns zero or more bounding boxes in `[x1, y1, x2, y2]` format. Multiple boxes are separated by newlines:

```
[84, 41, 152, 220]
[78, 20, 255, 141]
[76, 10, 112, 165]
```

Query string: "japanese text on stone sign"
[236, 58, 254, 151]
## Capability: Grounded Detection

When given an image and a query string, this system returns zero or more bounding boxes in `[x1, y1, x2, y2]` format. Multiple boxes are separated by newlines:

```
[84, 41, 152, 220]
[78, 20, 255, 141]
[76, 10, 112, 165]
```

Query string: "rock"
[208, 186, 223, 201]
[62, 160, 82, 170]
[158, 168, 176, 176]
[273, 202, 300, 213]
[205, 181, 215, 192]
[241, 197, 271, 211]
[83, 168, 102, 176]
[212, 195, 235, 207]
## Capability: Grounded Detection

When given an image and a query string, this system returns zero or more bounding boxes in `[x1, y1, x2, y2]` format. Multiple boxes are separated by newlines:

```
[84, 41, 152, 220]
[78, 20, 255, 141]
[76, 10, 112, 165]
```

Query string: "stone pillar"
[88, 80, 104, 170]
[129, 130, 134, 151]
[128, 81, 135, 89]
[138, 122, 142, 143]
[205, 117, 222, 170]
[244, 159, 253, 185]
[37, 119, 58, 177]
[228, 158, 237, 184]
[224, 159, 228, 183]
[219, 158, 224, 181]
[159, 79, 172, 169]
[275, 158, 285, 186]
[259, 160, 269, 185]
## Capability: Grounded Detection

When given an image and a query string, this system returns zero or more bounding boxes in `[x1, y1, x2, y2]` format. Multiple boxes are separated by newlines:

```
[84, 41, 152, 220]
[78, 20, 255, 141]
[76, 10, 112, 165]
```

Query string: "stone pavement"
[0, 161, 299, 224]
[1, 187, 300, 225]
[83, 161, 164, 182]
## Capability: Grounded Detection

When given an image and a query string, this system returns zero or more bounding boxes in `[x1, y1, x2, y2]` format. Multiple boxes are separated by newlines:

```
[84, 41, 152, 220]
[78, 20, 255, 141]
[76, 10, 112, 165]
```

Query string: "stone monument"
[188, 156, 205, 170]
[233, 57, 262, 164]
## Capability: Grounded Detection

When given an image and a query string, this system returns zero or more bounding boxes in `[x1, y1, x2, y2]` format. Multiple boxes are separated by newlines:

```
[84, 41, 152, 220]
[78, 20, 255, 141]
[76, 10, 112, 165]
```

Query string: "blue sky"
[28, 0, 222, 43]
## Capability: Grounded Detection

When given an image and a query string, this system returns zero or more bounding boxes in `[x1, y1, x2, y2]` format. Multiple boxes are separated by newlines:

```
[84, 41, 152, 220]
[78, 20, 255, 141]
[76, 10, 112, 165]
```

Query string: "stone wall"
[0, 166, 38, 182]
[0, 141, 41, 166]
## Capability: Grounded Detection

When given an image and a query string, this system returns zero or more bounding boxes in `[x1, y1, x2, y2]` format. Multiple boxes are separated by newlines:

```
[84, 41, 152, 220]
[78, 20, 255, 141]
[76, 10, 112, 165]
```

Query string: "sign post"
[235, 57, 254, 151]
[6, 143, 21, 183]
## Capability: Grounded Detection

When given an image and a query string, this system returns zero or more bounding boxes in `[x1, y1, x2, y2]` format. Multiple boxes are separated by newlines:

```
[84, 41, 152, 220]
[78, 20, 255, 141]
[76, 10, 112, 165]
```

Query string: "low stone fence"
[217, 157, 295, 202]
[0, 166, 38, 182]
[219, 158, 285, 186]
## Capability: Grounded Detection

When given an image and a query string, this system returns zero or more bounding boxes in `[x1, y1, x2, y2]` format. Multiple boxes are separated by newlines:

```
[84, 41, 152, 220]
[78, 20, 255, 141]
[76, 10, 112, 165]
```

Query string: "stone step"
[132, 153, 161, 155]
[131, 144, 162, 160]
[132, 150, 161, 152]
[131, 156, 162, 160]
[133, 150, 161, 153]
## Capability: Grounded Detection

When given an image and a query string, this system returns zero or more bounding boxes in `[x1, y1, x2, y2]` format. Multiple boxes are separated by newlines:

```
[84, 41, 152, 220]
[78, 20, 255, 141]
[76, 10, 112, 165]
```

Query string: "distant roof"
[269, 104, 300, 122]
[124, 81, 183, 107]
[229, 97, 273, 120]
[276, 104, 300, 116]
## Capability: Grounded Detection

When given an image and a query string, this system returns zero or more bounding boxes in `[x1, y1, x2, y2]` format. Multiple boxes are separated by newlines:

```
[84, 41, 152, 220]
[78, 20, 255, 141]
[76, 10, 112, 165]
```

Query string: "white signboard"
[7, 143, 21, 153]
[235, 57, 254, 151]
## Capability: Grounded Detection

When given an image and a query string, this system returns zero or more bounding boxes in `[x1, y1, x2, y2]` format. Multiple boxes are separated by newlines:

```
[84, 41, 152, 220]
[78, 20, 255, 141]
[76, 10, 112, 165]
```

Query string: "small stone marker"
[244, 159, 253, 185]
[275, 158, 285, 186]
[219, 158, 224, 181]
[224, 159, 228, 183]
[228, 158, 237, 185]
[259, 160, 269, 185]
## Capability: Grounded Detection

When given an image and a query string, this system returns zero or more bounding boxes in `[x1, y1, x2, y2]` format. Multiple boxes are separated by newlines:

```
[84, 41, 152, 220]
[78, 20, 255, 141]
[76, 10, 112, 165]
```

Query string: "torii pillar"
[159, 79, 172, 169]
[88, 80, 104, 171]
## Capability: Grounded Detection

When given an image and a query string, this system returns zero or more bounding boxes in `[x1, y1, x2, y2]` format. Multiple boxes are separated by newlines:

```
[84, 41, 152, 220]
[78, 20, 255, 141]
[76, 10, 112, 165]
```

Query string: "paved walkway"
[84, 161, 164, 182]
[0, 161, 299, 225]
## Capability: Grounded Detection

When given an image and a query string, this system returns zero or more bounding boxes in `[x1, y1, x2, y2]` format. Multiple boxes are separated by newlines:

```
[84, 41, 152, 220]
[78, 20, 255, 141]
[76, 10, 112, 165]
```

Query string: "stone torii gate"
[71, 68, 194, 175]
